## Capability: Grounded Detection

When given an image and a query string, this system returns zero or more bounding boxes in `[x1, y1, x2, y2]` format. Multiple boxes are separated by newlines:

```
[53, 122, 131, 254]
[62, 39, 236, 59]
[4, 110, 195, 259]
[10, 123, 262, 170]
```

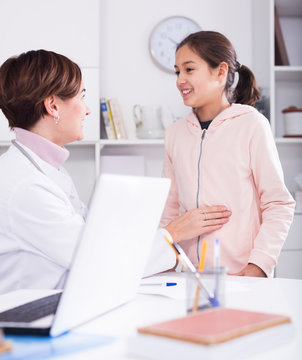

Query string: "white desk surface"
[54, 275, 302, 360]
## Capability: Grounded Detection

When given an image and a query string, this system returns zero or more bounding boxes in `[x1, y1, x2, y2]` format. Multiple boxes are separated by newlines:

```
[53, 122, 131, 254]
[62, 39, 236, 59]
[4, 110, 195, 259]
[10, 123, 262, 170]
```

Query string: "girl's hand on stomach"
[164, 205, 231, 243]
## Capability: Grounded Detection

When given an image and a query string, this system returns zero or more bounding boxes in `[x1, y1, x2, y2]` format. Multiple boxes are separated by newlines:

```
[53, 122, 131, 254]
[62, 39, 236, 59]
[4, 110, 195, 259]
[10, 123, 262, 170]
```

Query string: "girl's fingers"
[200, 210, 231, 221]
[203, 205, 230, 213]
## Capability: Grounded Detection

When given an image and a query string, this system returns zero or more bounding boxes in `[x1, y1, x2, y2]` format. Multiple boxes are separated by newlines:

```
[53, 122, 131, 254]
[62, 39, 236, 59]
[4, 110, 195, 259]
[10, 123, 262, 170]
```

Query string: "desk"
[54, 275, 302, 359]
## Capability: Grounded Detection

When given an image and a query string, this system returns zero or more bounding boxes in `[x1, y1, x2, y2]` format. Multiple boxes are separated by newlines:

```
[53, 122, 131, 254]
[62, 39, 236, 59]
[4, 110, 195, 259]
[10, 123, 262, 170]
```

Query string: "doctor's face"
[55, 82, 90, 146]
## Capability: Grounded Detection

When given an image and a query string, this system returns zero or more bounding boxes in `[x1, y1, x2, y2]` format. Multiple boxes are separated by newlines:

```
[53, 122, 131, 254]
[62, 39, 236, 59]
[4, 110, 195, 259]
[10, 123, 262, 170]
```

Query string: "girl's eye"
[186, 68, 194, 73]
[174, 70, 180, 76]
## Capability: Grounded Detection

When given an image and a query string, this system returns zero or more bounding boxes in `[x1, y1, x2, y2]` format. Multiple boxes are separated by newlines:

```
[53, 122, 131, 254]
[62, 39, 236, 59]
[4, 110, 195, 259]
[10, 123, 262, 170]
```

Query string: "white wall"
[0, 0, 100, 68]
[99, 0, 254, 138]
[0, 0, 100, 142]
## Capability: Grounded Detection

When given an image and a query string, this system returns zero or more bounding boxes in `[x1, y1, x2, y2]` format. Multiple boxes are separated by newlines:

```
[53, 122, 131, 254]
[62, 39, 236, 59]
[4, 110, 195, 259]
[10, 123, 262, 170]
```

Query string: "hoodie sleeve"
[160, 129, 181, 227]
[248, 115, 296, 276]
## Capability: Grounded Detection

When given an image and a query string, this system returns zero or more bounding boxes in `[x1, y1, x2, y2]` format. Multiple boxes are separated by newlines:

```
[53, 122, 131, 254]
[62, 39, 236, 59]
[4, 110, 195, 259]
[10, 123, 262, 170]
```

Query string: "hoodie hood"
[186, 103, 257, 134]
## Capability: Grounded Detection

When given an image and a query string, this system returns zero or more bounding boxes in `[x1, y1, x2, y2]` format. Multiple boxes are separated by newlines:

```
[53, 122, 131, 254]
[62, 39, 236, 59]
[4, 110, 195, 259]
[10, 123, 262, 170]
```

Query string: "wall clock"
[149, 16, 201, 73]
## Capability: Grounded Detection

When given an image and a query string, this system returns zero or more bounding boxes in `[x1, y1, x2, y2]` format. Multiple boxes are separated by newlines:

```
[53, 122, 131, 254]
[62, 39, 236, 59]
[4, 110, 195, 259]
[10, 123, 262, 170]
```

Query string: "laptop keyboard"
[0, 292, 62, 323]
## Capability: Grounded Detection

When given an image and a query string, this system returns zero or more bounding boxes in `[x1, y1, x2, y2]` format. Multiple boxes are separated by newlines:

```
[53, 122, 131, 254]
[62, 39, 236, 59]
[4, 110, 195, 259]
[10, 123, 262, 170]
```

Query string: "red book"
[127, 308, 292, 360]
[137, 308, 291, 345]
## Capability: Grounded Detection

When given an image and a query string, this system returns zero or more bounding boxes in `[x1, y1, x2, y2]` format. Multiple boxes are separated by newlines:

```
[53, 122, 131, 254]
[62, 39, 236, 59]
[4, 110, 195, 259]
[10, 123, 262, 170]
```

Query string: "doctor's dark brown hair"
[0, 49, 82, 130]
[176, 31, 260, 106]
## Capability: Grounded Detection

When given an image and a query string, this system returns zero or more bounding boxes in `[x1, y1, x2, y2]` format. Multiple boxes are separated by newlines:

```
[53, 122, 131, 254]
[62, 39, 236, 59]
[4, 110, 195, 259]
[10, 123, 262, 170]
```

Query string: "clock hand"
[167, 36, 178, 46]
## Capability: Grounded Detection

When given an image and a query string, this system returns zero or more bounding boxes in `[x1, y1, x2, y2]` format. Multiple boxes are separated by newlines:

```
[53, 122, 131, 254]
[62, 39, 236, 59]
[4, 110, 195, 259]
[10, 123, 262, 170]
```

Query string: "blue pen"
[140, 282, 177, 287]
[214, 239, 220, 268]
[214, 239, 221, 300]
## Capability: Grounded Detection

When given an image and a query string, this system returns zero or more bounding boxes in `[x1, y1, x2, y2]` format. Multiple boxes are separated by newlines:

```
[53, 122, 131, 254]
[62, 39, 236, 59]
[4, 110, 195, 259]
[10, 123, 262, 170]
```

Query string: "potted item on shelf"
[282, 106, 302, 137]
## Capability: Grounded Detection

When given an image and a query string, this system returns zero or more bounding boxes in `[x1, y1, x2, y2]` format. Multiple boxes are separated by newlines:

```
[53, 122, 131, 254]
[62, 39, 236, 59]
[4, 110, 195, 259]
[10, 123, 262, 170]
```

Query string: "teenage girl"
[161, 31, 295, 277]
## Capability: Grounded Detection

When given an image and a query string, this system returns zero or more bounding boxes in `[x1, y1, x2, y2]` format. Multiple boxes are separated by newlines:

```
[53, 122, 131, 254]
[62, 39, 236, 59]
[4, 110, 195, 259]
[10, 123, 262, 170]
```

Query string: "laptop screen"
[0, 174, 170, 337]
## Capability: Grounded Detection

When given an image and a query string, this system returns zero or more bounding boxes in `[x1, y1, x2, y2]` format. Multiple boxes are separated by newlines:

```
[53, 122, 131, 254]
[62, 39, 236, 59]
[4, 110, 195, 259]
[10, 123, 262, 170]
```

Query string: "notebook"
[137, 307, 291, 345]
[0, 174, 170, 336]
[128, 308, 293, 360]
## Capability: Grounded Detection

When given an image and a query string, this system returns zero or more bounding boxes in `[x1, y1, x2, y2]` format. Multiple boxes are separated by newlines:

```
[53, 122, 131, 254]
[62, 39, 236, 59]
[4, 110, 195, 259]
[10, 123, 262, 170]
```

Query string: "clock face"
[149, 16, 201, 73]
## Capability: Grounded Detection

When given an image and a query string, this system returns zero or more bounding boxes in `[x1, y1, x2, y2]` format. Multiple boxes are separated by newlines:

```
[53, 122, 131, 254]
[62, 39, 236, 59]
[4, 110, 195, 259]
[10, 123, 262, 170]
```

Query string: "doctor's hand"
[164, 205, 231, 244]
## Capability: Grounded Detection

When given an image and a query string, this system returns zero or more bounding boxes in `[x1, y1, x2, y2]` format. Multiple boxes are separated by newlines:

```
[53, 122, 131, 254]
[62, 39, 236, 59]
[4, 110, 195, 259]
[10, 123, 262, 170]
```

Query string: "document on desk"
[0, 332, 115, 360]
[139, 274, 251, 300]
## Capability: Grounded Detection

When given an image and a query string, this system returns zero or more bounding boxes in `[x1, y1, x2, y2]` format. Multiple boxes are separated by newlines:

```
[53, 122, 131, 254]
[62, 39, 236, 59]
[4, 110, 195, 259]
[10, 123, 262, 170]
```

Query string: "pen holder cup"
[185, 266, 226, 313]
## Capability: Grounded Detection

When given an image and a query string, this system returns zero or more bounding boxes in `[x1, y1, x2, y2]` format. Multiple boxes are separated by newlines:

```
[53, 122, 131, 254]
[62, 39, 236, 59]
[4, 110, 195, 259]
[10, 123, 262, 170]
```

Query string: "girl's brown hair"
[0, 49, 82, 130]
[176, 31, 260, 106]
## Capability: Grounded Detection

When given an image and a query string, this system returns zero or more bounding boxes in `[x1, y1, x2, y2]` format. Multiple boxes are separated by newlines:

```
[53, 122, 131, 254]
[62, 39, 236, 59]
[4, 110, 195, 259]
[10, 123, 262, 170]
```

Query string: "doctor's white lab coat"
[0, 144, 86, 294]
[0, 143, 175, 294]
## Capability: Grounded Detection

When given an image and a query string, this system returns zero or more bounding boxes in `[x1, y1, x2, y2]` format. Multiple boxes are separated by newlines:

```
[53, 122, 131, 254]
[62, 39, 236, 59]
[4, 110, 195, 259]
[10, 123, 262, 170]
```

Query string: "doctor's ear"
[43, 96, 59, 118]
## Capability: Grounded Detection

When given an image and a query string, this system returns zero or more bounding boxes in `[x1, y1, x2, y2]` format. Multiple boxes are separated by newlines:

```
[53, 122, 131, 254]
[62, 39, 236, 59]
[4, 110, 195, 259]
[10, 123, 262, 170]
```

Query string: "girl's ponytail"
[232, 64, 260, 107]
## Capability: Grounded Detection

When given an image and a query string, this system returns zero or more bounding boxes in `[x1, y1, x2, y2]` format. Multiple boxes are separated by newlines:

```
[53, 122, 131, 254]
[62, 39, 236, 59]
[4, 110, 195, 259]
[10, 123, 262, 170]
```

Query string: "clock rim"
[149, 15, 201, 73]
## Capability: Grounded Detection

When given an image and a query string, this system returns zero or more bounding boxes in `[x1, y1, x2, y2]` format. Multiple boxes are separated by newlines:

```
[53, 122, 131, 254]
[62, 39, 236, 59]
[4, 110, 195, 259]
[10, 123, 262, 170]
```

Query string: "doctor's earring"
[54, 115, 60, 125]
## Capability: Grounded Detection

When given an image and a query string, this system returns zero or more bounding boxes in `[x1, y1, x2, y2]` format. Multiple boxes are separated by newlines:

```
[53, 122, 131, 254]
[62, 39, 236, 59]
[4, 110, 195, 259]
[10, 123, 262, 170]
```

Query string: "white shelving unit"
[273, 1, 302, 139]
[272, 0, 302, 279]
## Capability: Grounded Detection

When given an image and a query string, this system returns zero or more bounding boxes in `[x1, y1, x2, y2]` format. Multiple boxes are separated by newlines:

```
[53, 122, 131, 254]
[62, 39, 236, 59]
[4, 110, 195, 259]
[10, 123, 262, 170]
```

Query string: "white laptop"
[0, 174, 170, 336]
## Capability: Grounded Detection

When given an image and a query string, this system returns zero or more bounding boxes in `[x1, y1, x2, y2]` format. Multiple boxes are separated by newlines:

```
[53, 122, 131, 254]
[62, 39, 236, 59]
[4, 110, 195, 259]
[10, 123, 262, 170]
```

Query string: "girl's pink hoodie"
[160, 104, 295, 277]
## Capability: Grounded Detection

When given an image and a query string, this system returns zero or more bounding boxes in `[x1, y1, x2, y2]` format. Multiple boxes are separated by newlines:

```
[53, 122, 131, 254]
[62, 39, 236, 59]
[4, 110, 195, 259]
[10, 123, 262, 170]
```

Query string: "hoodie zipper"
[196, 129, 206, 263]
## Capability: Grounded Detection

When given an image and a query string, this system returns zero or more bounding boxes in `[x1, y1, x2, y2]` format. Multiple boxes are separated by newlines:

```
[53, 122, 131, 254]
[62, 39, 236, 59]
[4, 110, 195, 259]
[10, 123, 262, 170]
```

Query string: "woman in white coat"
[0, 50, 90, 294]
[0, 50, 231, 293]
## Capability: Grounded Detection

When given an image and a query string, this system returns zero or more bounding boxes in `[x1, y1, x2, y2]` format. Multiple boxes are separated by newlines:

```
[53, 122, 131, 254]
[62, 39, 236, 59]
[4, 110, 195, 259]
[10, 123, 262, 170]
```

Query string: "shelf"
[0, 140, 99, 148]
[275, 66, 302, 81]
[275, 0, 302, 17]
[66, 140, 99, 147]
[0, 139, 165, 148]
[100, 139, 164, 146]
[275, 137, 302, 144]
[2, 137, 302, 148]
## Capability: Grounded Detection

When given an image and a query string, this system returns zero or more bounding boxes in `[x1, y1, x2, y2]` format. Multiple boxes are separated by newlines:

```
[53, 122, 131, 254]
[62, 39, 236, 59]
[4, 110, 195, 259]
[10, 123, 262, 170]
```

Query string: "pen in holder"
[186, 266, 226, 313]
[164, 236, 220, 308]
[192, 240, 207, 311]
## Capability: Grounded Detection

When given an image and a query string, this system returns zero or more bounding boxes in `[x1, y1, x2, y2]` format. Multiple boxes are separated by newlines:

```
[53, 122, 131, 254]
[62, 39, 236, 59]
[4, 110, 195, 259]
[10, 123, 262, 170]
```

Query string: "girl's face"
[175, 45, 222, 109]
[55, 82, 90, 146]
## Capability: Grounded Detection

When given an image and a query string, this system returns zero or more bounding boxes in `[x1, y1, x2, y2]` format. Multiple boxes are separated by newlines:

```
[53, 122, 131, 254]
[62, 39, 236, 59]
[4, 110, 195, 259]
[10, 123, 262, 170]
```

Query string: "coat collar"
[14, 127, 69, 170]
